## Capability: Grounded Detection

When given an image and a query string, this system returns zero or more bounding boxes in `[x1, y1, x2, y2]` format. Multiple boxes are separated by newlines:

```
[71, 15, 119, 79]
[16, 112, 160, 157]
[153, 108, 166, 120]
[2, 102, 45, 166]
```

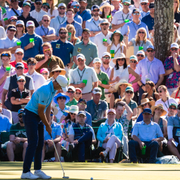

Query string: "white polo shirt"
[94, 31, 112, 58]
[47, 7, 58, 19]
[0, 26, 6, 39]
[26, 71, 46, 91]
[30, 9, 47, 23]
[69, 66, 98, 94]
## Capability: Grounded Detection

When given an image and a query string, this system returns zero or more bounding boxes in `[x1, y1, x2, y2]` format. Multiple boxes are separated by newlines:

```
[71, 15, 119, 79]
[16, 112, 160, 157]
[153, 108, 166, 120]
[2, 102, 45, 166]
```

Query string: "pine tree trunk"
[154, 0, 174, 62]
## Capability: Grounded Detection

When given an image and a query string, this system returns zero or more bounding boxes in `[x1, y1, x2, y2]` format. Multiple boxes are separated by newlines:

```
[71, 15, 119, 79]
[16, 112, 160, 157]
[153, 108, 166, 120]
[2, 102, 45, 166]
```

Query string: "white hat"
[100, 1, 114, 11]
[58, 3, 66, 8]
[140, 0, 148, 3]
[17, 75, 26, 81]
[68, 86, 76, 92]
[102, 52, 111, 58]
[15, 48, 24, 54]
[130, 55, 138, 61]
[71, 1, 80, 6]
[26, 21, 35, 27]
[16, 20, 24, 26]
[100, 18, 110, 25]
[136, 50, 145, 56]
[69, 105, 79, 114]
[56, 75, 68, 92]
[92, 87, 102, 95]
[93, 58, 102, 64]
[113, 53, 126, 64]
[76, 54, 85, 60]
[171, 43, 179, 49]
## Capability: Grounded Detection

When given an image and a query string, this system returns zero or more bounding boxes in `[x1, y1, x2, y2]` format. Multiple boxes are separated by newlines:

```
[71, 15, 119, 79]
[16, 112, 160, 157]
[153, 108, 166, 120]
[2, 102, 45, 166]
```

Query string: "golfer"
[21, 75, 68, 179]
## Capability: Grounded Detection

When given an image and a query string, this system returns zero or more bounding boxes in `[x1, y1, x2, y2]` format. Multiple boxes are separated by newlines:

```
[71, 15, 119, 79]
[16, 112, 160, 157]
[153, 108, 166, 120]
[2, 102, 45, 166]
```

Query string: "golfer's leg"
[22, 141, 28, 161]
[34, 121, 44, 170]
[55, 142, 61, 162]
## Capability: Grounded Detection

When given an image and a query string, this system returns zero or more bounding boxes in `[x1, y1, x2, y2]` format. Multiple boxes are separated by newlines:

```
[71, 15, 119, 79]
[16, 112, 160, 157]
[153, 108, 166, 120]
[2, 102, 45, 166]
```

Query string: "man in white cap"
[66, 86, 78, 106]
[140, 0, 149, 19]
[164, 42, 180, 95]
[50, 3, 67, 32]
[71, 1, 83, 25]
[93, 58, 109, 100]
[69, 53, 98, 101]
[21, 75, 68, 179]
[136, 50, 145, 61]
[20, 20, 43, 60]
[94, 19, 112, 58]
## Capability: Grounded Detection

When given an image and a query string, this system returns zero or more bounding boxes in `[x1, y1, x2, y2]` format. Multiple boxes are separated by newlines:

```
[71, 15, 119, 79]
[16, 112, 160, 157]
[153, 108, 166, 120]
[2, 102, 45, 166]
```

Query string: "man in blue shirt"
[0, 114, 11, 132]
[129, 108, 164, 163]
[20, 20, 43, 61]
[21, 75, 68, 179]
[121, 8, 149, 41]
[71, 1, 83, 25]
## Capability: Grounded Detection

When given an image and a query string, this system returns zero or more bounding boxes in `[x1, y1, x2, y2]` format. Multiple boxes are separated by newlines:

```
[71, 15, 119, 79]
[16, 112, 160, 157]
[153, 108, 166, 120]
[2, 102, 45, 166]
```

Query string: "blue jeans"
[129, 140, 159, 163]
[23, 109, 44, 173]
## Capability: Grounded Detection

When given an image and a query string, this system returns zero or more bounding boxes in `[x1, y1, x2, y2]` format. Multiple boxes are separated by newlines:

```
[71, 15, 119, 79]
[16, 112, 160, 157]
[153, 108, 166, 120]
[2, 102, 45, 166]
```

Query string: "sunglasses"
[16, 67, 23, 69]
[126, 91, 133, 94]
[11, 19, 17, 22]
[73, 6, 79, 8]
[141, 3, 147, 5]
[54, 70, 61, 73]
[123, 2, 130, 6]
[59, 7, 65, 10]
[43, 19, 49, 22]
[178, 108, 180, 110]
[171, 48, 178, 51]
[101, 23, 109, 26]
[44, 48, 51, 52]
[17, 25, 23, 28]
[103, 56, 110, 59]
[1, 53, 10, 57]
[133, 12, 140, 15]
[138, 31, 145, 34]
[11, 0, 17, 2]
[18, 115, 23, 118]
[9, 29, 16, 32]
[93, 9, 99, 12]
[142, 103, 149, 107]
[117, 58, 125, 61]
[79, 102, 86, 105]
[58, 96, 66, 100]
[60, 32, 67, 34]
[42, 73, 48, 75]
[67, 91, 74, 93]
[137, 54, 144, 57]
[169, 107, 177, 110]
[16, 53, 23, 55]
[28, 63, 36, 66]
[130, 60, 137, 63]
[147, 49, 154, 52]
[75, 92, 81, 95]
[18, 80, 25, 82]
[36, 2, 42, 5]
[78, 59, 84, 62]
[70, 112, 76, 115]
[42, 6, 48, 10]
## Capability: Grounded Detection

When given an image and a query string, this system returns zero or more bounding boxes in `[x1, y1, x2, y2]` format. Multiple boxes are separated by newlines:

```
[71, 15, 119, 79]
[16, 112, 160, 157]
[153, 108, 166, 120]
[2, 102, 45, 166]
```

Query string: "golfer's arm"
[46, 104, 51, 123]
[53, 135, 61, 143]
[38, 104, 49, 127]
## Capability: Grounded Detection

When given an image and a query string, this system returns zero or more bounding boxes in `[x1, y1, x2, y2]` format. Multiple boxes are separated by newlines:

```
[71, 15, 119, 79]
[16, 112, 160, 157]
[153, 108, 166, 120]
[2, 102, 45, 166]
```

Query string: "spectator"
[100, 2, 114, 23]
[41, 3, 50, 13]
[142, 81, 160, 101]
[129, 108, 164, 163]
[73, 28, 98, 66]
[49, 65, 66, 81]
[51, 27, 74, 71]
[140, 0, 150, 19]
[53, 93, 70, 123]
[7, 0, 22, 19]
[66, 24, 80, 46]
[86, 87, 108, 121]
[57, 8, 82, 38]
[136, 45, 165, 103]
[111, 0, 122, 16]
[35, 42, 65, 73]
[26, 58, 46, 91]
[10, 76, 30, 123]
[142, 2, 154, 31]
[174, 0, 180, 25]
[50, 3, 67, 33]
[94, 19, 113, 58]
[40, 68, 49, 80]
[0, 52, 16, 99]
[125, 27, 152, 55]
[6, 109, 28, 161]
[121, 8, 149, 41]
[77, 99, 92, 126]
[174, 25, 180, 45]
[46, 0, 58, 19]
[30, 0, 47, 25]
[42, 111, 62, 162]
[9, 16, 17, 26]
[20, 21, 43, 60]
[85, 5, 102, 42]
[164, 43, 180, 95]
[98, 109, 123, 163]
[35, 15, 56, 42]
[77, 0, 91, 28]
[69, 54, 98, 101]
[18, 2, 39, 31]
[107, 30, 126, 62]
[165, 103, 177, 121]
[0, 24, 19, 61]
[71, 1, 83, 25]
[0, 113, 11, 134]
[129, 0, 142, 11]
[15, 20, 25, 39]
[2, 62, 34, 110]
[136, 50, 145, 61]
[10, 48, 28, 73]
[69, 111, 96, 162]
[0, 26, 6, 39]
[0, 100, 12, 123]
[155, 85, 178, 114]
[93, 58, 109, 100]
[66, 86, 78, 107]
[112, 0, 132, 30]
[171, 77, 180, 101]
[74, 88, 82, 101]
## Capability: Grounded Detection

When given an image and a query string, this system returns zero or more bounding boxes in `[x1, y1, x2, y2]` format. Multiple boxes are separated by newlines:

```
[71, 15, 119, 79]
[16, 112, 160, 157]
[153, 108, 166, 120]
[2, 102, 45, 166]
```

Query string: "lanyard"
[132, 22, 139, 31]
[122, 13, 129, 21]
[92, 19, 101, 30]
[41, 26, 49, 36]
[47, 57, 52, 67]
[57, 16, 65, 25]
[162, 97, 170, 110]
[77, 68, 86, 81]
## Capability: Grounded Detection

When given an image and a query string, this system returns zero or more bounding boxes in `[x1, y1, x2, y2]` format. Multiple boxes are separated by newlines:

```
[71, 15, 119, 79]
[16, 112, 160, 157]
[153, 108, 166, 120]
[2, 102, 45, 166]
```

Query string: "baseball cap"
[130, 55, 138, 61]
[23, 2, 31, 7]
[42, 3, 50, 8]
[7, 25, 16, 31]
[132, 8, 140, 14]
[16, 20, 24, 26]
[78, 98, 87, 104]
[35, 0, 42, 2]
[93, 58, 102, 64]
[169, 103, 177, 108]
[18, 108, 24, 115]
[79, 0, 87, 3]
[136, 50, 145, 56]
[15, 48, 24, 54]
[71, 1, 80, 6]
[100, 18, 109, 25]
[91, 5, 100, 11]
[26, 21, 35, 27]
[171, 43, 179, 49]
[67, 86, 76, 92]
[107, 109, 116, 115]
[58, 3, 66, 8]
[82, 28, 90, 34]
[10, 16, 17, 20]
[122, 0, 131, 4]
[17, 75, 26, 81]
[140, 0, 148, 3]
[142, 108, 152, 114]
[125, 86, 134, 92]
[149, 2, 154, 9]
[15, 62, 24, 69]
[92, 87, 102, 95]
[76, 54, 85, 60]
[55, 75, 68, 92]
[78, 111, 86, 116]
[147, 45, 155, 50]
[102, 52, 111, 58]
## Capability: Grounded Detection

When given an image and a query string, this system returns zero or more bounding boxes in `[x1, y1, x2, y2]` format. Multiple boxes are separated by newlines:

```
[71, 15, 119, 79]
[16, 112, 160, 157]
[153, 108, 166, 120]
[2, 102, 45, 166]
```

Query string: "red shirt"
[10, 61, 28, 73]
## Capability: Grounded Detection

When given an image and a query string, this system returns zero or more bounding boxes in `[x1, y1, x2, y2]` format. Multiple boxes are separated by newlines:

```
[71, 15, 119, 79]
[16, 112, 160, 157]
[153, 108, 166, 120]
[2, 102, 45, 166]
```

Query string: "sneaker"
[21, 172, 39, 179]
[34, 170, 51, 179]
[99, 151, 107, 158]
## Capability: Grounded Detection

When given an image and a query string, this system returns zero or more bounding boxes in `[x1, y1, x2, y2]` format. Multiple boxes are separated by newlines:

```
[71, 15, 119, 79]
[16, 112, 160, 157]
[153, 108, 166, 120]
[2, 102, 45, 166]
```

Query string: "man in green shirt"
[93, 58, 109, 100]
[66, 86, 78, 106]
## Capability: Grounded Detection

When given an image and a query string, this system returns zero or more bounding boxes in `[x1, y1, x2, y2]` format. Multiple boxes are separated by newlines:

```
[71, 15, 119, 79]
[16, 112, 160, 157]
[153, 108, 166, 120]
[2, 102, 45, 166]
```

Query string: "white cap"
[15, 48, 24, 54]
[93, 58, 102, 64]
[76, 54, 85, 60]
[17, 75, 26, 81]
[16, 20, 24, 26]
[136, 50, 145, 56]
[71, 1, 80, 6]
[100, 18, 110, 25]
[171, 43, 179, 49]
[56, 75, 68, 92]
[140, 0, 148, 3]
[26, 20, 35, 27]
[58, 3, 66, 8]
[102, 52, 111, 58]
[68, 86, 76, 92]
[92, 87, 102, 95]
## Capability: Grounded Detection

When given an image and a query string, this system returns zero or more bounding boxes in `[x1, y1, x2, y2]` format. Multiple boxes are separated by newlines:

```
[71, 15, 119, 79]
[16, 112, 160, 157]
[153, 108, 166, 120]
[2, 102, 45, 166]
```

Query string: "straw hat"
[114, 79, 132, 91]
[110, 30, 123, 42]
[151, 104, 167, 116]
[138, 98, 155, 108]
[50, 65, 66, 76]
[100, 1, 114, 11]
[42, 0, 58, 5]
[113, 53, 127, 64]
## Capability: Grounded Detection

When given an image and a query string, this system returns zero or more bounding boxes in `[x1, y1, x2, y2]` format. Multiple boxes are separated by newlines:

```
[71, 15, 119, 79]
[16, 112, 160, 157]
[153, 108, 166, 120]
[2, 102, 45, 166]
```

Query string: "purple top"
[100, 65, 112, 78]
[164, 56, 180, 89]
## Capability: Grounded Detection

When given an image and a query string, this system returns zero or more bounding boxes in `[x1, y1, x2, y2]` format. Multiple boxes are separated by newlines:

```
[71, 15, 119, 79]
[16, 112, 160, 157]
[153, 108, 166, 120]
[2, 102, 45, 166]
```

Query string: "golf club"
[50, 134, 69, 179]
